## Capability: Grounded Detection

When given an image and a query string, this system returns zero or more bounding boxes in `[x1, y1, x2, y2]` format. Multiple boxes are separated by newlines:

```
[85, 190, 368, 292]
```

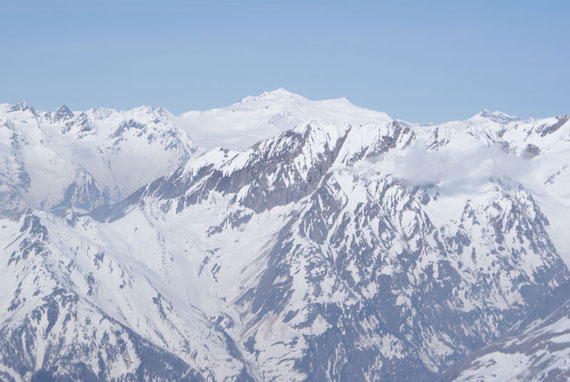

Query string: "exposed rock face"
[443, 286, 570, 382]
[1, 93, 569, 381]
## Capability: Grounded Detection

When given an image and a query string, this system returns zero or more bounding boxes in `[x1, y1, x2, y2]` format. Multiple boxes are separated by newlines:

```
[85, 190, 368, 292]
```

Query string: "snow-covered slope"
[88, 117, 569, 380]
[407, 110, 570, 265]
[0, 90, 569, 381]
[0, 102, 199, 216]
[176, 88, 391, 150]
[444, 288, 570, 381]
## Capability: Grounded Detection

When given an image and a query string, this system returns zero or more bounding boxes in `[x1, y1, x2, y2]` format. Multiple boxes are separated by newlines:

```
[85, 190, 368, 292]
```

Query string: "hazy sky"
[1, 0, 568, 122]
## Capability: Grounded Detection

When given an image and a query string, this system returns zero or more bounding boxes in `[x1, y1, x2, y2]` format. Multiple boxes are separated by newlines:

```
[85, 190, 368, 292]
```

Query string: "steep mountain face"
[0, 91, 569, 381]
[443, 288, 570, 382]
[92, 117, 569, 380]
[0, 211, 251, 381]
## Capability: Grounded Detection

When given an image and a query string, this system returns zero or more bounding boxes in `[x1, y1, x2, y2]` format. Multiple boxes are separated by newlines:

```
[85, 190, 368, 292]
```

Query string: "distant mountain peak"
[241, 88, 358, 108]
[178, 89, 391, 150]
[262, 87, 297, 97]
[55, 104, 74, 118]
[472, 109, 519, 123]
[8, 100, 33, 113]
[239, 88, 303, 104]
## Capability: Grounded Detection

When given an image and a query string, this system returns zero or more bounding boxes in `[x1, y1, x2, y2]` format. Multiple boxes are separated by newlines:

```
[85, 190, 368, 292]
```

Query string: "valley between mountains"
[1, 89, 569, 381]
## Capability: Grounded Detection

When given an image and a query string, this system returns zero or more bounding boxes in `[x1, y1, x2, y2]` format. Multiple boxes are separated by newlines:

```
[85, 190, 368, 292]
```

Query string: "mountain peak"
[471, 109, 519, 123]
[8, 100, 32, 113]
[178, 89, 391, 150]
[239, 88, 303, 104]
[55, 104, 73, 117]
[46, 104, 75, 122]
[263, 87, 297, 97]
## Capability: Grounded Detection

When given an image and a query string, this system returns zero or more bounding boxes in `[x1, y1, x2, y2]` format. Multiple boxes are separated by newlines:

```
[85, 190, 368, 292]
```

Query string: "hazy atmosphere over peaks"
[1, 0, 569, 122]
[2, 1, 570, 381]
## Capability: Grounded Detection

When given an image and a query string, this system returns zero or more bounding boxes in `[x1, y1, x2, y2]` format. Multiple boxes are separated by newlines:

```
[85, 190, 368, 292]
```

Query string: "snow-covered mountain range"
[0, 89, 569, 381]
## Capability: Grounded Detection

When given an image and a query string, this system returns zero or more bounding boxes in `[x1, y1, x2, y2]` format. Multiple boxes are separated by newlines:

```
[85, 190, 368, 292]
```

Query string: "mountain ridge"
[1, 90, 569, 381]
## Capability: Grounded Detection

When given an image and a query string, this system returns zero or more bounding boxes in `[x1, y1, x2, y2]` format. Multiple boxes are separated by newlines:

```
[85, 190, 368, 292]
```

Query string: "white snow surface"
[0, 91, 569, 381]
[176, 88, 391, 150]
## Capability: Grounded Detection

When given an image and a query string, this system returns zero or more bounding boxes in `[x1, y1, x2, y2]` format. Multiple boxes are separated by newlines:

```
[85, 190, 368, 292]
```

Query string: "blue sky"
[1, 0, 568, 122]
